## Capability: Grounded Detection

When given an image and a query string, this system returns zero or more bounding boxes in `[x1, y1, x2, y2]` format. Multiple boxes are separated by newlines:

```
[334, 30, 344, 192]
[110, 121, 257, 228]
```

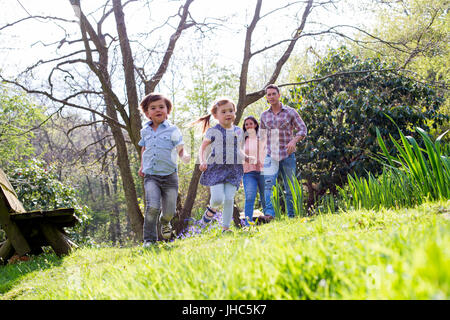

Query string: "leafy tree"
[285, 46, 447, 206]
[0, 85, 45, 169]
[7, 159, 91, 243]
[183, 62, 238, 116]
[1, 0, 201, 241]
[366, 0, 449, 83]
[34, 112, 134, 243]
[353, 0, 449, 117]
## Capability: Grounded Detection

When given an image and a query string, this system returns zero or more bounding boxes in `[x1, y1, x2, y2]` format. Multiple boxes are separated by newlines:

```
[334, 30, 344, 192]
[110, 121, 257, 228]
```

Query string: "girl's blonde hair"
[191, 98, 236, 134]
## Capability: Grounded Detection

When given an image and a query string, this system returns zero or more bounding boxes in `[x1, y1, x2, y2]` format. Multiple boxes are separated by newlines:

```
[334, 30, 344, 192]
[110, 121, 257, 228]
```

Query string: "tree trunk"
[305, 179, 316, 209]
[232, 205, 242, 228]
[181, 0, 315, 223]
[103, 175, 116, 244]
[106, 105, 143, 242]
[145, 0, 195, 94]
[112, 0, 142, 153]
[71, 0, 144, 242]
[235, 0, 314, 124]
[111, 170, 122, 245]
[176, 164, 202, 234]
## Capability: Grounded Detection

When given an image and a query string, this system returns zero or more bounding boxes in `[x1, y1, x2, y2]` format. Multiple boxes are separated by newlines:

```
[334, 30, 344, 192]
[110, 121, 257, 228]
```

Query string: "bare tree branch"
[0, 16, 77, 31]
[277, 67, 449, 91]
[112, 0, 141, 150]
[0, 76, 126, 129]
[67, 120, 107, 136]
[145, 0, 196, 93]
[235, 0, 314, 122]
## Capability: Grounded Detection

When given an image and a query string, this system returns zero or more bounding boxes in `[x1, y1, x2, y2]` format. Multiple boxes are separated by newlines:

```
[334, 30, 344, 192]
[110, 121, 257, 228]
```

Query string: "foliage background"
[285, 47, 447, 205]
[0, 0, 448, 244]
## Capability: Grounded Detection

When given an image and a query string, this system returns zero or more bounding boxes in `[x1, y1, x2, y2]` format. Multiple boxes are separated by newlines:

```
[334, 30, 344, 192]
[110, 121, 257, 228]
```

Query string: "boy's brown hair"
[139, 93, 173, 114]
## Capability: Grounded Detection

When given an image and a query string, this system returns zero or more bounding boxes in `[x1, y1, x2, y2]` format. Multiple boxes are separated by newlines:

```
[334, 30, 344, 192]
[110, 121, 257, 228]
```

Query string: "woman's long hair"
[242, 116, 259, 139]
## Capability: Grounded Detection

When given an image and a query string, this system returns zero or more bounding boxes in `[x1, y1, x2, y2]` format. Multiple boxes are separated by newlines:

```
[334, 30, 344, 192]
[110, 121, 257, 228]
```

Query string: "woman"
[242, 116, 266, 226]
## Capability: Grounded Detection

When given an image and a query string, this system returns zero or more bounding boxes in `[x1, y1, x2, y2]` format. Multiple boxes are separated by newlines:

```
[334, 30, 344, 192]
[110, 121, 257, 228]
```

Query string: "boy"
[138, 93, 190, 247]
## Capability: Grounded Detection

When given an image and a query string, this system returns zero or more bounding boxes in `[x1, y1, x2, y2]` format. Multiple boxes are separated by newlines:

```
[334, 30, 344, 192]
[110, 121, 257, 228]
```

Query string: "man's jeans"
[263, 153, 297, 218]
[143, 172, 178, 242]
[243, 171, 266, 226]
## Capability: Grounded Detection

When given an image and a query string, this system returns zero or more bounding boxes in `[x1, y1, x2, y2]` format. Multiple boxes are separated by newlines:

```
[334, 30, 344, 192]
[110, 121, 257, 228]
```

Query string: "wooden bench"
[0, 168, 79, 264]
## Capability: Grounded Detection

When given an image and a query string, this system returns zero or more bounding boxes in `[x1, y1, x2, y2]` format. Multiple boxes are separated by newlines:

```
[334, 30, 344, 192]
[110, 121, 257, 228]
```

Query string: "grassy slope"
[1, 200, 449, 300]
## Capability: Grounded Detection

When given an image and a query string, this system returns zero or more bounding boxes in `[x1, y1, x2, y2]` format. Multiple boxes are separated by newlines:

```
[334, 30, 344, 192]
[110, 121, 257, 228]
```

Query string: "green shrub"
[7, 159, 92, 243]
[285, 46, 447, 204]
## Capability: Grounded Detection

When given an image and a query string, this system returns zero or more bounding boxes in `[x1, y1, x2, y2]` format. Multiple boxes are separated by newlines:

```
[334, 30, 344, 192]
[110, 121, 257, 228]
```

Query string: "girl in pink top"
[242, 116, 266, 226]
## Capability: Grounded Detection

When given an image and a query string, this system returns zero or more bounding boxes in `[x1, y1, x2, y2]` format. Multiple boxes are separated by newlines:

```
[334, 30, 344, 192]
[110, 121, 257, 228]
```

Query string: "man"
[260, 84, 307, 219]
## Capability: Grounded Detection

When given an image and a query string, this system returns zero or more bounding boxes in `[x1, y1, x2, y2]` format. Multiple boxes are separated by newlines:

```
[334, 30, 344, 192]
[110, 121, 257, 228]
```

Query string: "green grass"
[1, 200, 449, 300]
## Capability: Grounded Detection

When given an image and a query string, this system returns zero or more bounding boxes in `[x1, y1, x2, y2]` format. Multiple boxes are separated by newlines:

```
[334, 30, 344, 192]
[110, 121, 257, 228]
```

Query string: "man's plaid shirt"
[260, 104, 307, 161]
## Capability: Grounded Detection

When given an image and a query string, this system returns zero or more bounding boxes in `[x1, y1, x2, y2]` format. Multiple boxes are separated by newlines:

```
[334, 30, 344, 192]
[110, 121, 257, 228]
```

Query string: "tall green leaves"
[340, 125, 449, 211]
[338, 168, 423, 211]
[286, 177, 306, 217]
[378, 126, 449, 200]
[271, 177, 306, 218]
[271, 182, 284, 219]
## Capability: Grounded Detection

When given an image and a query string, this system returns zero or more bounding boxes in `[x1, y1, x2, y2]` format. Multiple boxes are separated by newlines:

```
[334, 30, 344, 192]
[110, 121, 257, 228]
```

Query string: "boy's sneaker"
[161, 222, 172, 240]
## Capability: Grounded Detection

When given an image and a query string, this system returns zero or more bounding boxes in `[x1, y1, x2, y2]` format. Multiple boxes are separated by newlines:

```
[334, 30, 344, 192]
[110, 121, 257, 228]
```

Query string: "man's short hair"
[264, 84, 280, 94]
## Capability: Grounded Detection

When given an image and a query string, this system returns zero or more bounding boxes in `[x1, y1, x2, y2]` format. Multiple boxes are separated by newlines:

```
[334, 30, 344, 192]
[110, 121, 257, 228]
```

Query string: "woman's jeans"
[143, 172, 178, 242]
[263, 153, 297, 218]
[243, 171, 266, 226]
[209, 183, 237, 228]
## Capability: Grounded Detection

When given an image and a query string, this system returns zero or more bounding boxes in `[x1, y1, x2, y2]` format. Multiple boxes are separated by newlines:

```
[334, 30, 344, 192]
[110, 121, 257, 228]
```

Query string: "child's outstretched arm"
[238, 137, 256, 164]
[238, 131, 256, 164]
[138, 146, 146, 177]
[199, 138, 212, 172]
[176, 144, 191, 164]
[239, 147, 257, 164]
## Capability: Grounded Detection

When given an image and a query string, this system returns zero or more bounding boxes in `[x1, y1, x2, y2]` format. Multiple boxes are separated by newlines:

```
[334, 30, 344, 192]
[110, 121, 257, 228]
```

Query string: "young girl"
[138, 93, 190, 247]
[194, 98, 246, 233]
[242, 116, 266, 226]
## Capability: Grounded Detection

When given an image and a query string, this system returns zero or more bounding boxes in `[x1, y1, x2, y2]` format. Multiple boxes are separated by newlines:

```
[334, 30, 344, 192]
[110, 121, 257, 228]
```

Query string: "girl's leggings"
[210, 183, 237, 228]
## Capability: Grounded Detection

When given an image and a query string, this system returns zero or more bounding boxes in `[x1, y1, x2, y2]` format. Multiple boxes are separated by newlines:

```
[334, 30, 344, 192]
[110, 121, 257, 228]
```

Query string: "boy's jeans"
[143, 172, 178, 242]
[263, 153, 297, 218]
[243, 171, 266, 226]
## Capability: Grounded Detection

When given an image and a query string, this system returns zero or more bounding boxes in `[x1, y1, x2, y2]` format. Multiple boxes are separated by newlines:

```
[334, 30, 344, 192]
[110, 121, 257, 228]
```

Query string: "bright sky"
[0, 0, 376, 122]
[0, 0, 374, 73]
